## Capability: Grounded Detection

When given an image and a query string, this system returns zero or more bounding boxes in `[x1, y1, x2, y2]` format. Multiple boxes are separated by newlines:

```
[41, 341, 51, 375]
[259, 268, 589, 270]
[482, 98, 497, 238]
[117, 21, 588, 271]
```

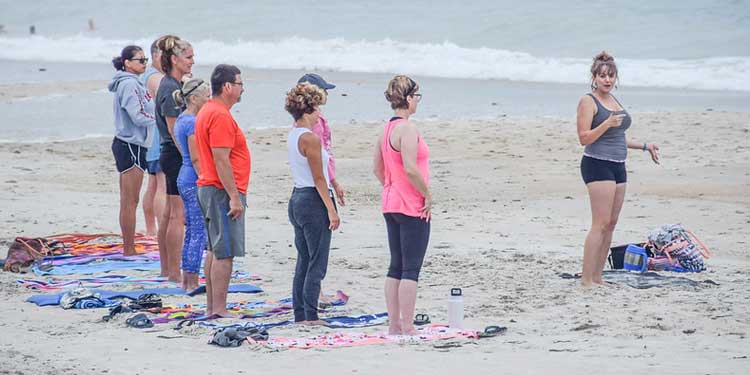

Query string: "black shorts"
[111, 137, 147, 173]
[580, 155, 627, 184]
[159, 144, 182, 196]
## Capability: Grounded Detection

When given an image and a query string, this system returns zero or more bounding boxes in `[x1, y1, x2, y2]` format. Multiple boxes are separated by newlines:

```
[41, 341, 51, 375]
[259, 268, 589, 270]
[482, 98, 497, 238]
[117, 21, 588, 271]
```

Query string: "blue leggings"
[178, 182, 207, 274]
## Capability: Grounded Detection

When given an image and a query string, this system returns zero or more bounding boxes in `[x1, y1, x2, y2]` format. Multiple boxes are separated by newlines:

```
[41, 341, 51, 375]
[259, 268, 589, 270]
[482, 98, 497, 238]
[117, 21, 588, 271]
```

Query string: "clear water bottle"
[448, 288, 464, 329]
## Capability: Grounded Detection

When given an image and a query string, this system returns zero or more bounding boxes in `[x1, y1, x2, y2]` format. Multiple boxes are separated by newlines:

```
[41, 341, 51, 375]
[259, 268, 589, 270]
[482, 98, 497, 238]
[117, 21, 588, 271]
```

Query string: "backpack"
[2, 237, 57, 273]
[647, 224, 712, 272]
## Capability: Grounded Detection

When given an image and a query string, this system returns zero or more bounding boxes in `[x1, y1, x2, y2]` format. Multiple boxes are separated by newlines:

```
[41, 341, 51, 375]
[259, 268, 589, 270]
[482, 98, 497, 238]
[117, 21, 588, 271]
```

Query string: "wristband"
[642, 143, 647, 151]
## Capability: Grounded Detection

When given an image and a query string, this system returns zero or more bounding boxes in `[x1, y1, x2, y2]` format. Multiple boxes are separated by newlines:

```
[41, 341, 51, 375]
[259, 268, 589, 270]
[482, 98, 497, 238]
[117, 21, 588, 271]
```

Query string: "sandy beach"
[1, 94, 748, 374]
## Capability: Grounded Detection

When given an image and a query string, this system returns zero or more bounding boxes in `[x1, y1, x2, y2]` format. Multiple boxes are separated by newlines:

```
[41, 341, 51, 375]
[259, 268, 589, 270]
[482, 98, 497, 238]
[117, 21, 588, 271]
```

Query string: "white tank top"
[288, 127, 331, 189]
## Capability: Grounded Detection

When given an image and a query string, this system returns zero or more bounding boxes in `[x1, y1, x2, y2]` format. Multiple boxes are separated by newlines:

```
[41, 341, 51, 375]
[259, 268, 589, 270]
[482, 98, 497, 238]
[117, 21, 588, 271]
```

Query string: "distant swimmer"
[29, 25, 36, 35]
[88, 18, 96, 31]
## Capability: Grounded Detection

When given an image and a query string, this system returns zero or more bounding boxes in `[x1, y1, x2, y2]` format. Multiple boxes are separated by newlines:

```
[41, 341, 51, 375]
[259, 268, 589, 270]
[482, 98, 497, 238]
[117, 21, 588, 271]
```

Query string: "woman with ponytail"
[576, 51, 661, 287]
[154, 35, 194, 283]
[173, 77, 211, 290]
[107, 45, 155, 256]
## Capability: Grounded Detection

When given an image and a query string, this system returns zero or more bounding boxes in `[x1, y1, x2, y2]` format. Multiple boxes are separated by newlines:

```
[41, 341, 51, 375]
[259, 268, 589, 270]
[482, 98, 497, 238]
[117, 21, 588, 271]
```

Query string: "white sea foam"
[0, 35, 748, 91]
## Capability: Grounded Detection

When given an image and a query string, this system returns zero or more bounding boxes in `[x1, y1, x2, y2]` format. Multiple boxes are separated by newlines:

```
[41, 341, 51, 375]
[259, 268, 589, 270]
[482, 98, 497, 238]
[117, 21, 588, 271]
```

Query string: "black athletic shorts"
[580, 155, 627, 184]
[159, 144, 182, 196]
[112, 137, 147, 173]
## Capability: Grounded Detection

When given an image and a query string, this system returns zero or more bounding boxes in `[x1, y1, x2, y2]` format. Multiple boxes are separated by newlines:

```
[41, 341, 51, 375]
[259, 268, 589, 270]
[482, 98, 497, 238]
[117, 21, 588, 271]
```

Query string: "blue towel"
[33, 261, 161, 276]
[26, 284, 263, 306]
[197, 313, 389, 330]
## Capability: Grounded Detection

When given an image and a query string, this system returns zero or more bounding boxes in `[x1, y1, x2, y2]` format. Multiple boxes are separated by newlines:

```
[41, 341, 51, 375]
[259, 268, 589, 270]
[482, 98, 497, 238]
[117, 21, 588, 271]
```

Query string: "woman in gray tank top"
[576, 52, 661, 287]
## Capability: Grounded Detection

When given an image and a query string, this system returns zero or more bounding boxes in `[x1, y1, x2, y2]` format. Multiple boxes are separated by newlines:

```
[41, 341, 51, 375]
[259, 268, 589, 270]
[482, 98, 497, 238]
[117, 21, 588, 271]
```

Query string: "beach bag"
[646, 224, 712, 272]
[3, 237, 54, 273]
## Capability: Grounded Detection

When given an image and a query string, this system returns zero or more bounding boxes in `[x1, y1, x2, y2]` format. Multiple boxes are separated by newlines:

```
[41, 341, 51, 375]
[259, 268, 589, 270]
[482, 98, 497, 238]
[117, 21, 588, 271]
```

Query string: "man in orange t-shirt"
[195, 64, 250, 318]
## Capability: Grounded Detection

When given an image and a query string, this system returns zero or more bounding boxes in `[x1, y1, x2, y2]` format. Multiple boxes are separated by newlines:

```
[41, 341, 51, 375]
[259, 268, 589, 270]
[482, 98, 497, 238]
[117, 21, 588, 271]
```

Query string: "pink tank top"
[381, 118, 430, 217]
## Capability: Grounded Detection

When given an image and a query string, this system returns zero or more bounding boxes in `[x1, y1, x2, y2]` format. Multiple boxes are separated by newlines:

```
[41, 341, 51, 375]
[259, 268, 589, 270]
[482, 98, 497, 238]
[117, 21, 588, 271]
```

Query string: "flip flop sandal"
[130, 293, 163, 310]
[174, 319, 196, 331]
[102, 304, 132, 322]
[126, 313, 154, 329]
[478, 325, 507, 338]
[413, 314, 431, 326]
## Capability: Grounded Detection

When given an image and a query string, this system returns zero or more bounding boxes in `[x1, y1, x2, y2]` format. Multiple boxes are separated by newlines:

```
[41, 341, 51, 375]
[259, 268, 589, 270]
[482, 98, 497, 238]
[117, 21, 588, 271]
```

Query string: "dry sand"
[0, 110, 748, 374]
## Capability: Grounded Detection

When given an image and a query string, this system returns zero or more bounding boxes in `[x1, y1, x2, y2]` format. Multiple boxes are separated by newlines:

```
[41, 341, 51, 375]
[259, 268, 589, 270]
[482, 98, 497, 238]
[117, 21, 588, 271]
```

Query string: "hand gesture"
[606, 113, 626, 128]
[647, 143, 660, 164]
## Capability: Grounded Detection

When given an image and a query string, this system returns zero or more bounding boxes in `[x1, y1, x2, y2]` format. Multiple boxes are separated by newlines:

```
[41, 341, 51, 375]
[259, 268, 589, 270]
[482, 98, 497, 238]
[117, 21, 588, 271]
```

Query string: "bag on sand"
[647, 224, 712, 272]
[3, 237, 55, 273]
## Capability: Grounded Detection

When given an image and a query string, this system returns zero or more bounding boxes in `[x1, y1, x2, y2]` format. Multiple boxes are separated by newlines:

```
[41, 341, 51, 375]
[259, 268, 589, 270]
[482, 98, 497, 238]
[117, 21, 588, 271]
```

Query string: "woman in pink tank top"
[373, 75, 432, 336]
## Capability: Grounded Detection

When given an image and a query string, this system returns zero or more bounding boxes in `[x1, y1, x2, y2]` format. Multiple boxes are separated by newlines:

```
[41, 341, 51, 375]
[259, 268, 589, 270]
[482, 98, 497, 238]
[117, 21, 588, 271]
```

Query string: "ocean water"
[0, 0, 749, 142]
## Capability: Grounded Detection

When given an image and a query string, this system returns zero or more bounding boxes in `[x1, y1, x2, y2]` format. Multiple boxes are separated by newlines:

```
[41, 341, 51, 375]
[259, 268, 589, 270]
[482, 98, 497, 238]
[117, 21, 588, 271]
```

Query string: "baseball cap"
[298, 73, 335, 90]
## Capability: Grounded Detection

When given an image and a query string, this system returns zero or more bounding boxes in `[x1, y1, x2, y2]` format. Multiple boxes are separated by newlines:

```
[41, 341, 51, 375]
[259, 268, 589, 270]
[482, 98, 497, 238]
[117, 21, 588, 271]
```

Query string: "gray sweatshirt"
[108, 71, 155, 147]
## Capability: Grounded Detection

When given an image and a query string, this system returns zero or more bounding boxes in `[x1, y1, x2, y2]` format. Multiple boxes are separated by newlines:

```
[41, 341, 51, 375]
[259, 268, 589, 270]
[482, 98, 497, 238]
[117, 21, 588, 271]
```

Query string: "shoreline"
[1, 112, 748, 374]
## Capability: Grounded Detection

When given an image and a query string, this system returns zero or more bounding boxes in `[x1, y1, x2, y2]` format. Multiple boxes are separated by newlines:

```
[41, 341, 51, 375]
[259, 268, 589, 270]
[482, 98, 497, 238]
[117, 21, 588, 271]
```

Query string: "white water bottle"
[448, 288, 464, 329]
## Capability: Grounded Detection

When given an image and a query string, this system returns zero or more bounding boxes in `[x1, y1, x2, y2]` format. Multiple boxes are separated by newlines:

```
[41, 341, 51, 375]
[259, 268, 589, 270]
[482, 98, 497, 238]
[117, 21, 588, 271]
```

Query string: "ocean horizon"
[1, 0, 748, 142]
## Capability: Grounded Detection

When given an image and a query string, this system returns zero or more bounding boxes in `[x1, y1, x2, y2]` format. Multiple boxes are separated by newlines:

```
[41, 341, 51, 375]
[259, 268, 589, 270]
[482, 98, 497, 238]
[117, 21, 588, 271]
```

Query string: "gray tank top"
[583, 93, 631, 162]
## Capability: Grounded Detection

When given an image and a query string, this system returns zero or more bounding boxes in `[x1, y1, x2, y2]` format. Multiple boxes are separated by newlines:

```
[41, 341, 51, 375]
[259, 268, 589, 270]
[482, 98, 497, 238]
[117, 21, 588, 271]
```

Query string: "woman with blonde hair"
[373, 75, 431, 335]
[285, 83, 341, 325]
[173, 77, 211, 290]
[577, 51, 660, 287]
[154, 35, 194, 283]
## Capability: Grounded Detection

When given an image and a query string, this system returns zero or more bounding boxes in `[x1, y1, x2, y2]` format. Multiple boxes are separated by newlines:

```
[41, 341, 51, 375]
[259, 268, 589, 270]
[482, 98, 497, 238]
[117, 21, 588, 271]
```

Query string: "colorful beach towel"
[26, 284, 263, 307]
[251, 324, 480, 350]
[17, 271, 260, 290]
[45, 252, 160, 267]
[45, 233, 158, 256]
[32, 260, 161, 276]
[151, 291, 350, 324]
[197, 313, 389, 331]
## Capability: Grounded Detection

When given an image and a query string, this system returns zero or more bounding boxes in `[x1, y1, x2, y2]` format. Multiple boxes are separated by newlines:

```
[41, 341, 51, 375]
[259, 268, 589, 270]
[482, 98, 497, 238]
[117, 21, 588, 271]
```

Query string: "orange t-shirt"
[195, 99, 251, 194]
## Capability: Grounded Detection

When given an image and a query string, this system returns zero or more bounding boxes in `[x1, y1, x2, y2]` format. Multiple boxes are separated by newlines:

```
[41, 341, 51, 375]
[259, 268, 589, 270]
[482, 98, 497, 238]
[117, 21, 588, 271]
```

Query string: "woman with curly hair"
[285, 82, 341, 325]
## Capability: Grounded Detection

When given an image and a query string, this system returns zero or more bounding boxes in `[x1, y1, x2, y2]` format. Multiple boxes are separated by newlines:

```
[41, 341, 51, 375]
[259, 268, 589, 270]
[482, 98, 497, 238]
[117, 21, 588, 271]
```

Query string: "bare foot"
[210, 310, 235, 319]
[400, 325, 419, 336]
[388, 321, 402, 335]
[580, 280, 596, 288]
[122, 249, 137, 257]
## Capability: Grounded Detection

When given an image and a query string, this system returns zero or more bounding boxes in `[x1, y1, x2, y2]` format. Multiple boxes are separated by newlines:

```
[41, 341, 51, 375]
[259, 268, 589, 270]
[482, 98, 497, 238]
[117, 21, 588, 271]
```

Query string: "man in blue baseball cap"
[297, 73, 344, 206]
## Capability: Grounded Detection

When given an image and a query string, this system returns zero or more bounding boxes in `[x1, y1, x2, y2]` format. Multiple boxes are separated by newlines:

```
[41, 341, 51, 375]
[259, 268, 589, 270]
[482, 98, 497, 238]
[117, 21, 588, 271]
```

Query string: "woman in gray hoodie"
[109, 45, 156, 255]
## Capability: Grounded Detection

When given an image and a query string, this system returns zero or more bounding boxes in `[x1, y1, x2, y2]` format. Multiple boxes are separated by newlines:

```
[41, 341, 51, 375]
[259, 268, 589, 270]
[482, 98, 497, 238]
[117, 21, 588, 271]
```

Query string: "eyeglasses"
[230, 81, 244, 87]
[129, 57, 148, 64]
[412, 93, 422, 101]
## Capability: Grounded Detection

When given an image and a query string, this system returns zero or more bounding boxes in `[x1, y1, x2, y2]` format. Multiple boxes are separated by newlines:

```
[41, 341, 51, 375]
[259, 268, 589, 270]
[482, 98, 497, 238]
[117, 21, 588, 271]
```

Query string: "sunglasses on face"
[129, 57, 148, 64]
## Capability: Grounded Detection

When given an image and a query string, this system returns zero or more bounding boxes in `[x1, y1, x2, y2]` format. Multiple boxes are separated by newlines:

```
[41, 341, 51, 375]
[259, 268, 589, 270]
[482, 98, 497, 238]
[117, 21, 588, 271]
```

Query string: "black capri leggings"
[384, 213, 430, 282]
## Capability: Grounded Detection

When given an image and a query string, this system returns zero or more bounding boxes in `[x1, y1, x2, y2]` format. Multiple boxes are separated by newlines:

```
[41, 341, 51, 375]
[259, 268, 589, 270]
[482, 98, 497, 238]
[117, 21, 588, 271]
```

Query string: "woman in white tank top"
[284, 83, 340, 325]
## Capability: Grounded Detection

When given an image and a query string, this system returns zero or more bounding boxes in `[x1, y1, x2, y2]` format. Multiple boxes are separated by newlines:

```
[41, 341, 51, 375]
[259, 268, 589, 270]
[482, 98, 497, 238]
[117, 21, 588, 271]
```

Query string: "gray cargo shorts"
[197, 185, 246, 259]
